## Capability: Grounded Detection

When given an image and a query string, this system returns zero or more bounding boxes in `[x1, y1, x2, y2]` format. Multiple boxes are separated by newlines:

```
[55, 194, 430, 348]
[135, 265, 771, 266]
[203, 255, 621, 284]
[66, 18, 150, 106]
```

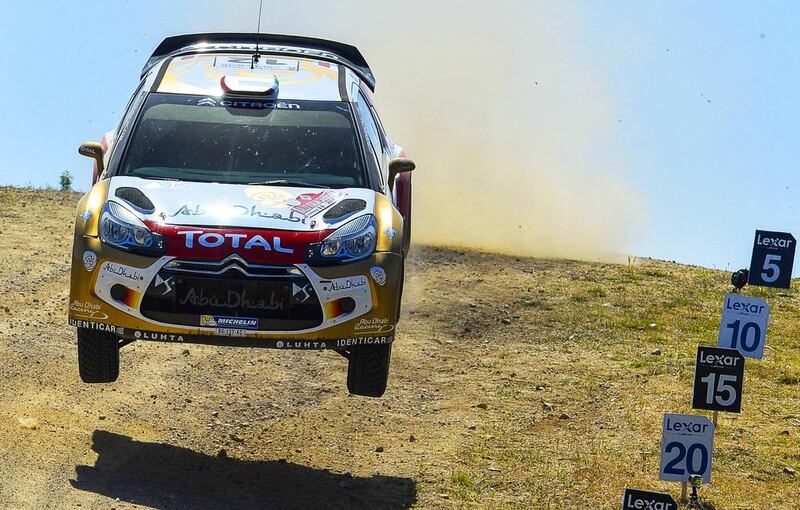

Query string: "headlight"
[306, 215, 377, 264]
[99, 201, 165, 255]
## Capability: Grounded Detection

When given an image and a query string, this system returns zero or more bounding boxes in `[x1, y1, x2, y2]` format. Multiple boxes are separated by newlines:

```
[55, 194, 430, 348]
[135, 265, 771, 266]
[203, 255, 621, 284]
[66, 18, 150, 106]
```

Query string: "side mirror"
[78, 141, 105, 174]
[388, 158, 415, 191]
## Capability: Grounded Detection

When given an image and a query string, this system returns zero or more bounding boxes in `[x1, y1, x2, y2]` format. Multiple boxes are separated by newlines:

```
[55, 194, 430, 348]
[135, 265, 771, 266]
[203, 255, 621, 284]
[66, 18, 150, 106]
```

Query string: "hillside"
[0, 186, 798, 509]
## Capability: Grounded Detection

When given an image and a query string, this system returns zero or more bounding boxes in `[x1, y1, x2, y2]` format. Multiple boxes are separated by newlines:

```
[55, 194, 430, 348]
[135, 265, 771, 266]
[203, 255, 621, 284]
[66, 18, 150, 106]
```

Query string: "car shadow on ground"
[70, 430, 417, 510]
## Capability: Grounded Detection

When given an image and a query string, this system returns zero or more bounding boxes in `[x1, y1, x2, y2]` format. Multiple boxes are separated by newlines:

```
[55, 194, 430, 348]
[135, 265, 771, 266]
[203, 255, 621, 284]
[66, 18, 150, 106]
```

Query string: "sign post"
[660, 413, 714, 485]
[692, 346, 745, 414]
[747, 230, 796, 289]
[621, 488, 678, 510]
[717, 293, 769, 359]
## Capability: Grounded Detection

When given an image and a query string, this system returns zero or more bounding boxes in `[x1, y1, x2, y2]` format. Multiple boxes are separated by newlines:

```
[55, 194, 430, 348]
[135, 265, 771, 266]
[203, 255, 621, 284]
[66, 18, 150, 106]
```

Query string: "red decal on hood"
[289, 191, 341, 217]
[145, 222, 334, 264]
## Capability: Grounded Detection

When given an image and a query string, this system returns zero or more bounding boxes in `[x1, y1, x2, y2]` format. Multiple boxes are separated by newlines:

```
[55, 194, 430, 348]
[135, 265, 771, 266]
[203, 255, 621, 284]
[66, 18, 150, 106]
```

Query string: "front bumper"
[69, 237, 402, 350]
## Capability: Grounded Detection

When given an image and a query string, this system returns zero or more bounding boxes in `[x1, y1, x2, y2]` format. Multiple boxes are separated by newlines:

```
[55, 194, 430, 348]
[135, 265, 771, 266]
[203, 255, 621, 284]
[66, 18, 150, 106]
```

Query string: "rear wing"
[143, 32, 376, 91]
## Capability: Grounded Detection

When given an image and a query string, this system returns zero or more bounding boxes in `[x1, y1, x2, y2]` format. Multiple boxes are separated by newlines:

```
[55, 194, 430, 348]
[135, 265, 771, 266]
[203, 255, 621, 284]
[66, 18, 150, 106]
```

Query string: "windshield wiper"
[138, 176, 181, 181]
[247, 179, 329, 189]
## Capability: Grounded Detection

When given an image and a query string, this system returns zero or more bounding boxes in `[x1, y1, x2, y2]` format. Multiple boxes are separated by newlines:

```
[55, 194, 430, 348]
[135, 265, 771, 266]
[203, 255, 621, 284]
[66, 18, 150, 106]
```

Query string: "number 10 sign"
[718, 293, 769, 359]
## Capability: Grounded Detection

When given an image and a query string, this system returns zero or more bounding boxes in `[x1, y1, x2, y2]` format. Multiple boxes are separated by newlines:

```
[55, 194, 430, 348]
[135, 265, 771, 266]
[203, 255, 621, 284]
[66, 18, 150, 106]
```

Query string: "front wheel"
[77, 328, 120, 383]
[347, 344, 392, 397]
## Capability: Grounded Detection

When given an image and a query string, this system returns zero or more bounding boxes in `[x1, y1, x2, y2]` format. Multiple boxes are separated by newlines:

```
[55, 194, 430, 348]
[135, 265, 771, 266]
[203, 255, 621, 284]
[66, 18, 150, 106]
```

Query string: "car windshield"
[117, 93, 366, 188]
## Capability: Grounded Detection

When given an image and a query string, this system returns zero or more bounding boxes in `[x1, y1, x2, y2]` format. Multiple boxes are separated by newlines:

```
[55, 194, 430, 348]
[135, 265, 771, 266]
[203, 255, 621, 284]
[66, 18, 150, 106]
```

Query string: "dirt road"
[1, 187, 799, 509]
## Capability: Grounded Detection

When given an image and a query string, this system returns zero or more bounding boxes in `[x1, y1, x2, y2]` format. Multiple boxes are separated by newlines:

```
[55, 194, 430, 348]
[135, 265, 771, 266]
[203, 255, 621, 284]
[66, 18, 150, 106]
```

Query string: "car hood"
[107, 176, 375, 231]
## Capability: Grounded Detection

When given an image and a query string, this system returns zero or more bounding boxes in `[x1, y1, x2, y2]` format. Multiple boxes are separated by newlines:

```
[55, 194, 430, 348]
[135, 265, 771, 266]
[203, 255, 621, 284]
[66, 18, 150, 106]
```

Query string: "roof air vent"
[220, 75, 279, 97]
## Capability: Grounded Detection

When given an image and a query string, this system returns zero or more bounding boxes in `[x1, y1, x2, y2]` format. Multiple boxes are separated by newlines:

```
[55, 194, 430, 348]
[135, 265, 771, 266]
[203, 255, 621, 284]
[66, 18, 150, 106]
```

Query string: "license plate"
[215, 328, 249, 337]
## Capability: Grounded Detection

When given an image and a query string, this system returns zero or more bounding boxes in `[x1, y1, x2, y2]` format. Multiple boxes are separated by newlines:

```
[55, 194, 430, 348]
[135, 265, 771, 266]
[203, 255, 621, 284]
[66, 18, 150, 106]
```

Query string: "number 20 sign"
[718, 293, 769, 359]
[660, 413, 714, 484]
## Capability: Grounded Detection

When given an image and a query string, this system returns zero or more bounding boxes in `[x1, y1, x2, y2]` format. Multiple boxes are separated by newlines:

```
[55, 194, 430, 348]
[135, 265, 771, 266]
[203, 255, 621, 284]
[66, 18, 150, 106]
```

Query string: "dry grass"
[413, 251, 800, 509]
[0, 186, 798, 509]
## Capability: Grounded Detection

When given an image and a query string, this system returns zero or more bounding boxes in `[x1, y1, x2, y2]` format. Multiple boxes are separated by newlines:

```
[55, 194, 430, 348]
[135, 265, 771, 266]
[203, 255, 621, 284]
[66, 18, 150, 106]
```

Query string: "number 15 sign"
[693, 346, 745, 413]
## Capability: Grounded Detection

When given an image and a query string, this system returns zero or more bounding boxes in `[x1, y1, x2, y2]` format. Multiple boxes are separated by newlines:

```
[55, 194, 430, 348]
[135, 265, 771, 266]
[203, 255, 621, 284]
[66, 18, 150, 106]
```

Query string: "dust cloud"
[195, 0, 642, 260]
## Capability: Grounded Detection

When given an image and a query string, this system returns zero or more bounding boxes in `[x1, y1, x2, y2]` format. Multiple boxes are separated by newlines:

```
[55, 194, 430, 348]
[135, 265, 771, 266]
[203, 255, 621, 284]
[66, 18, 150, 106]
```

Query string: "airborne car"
[69, 34, 414, 397]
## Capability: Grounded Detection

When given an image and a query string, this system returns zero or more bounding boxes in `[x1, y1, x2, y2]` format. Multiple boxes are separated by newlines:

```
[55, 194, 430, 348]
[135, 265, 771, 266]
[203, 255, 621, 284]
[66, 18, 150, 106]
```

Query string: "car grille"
[140, 256, 322, 331]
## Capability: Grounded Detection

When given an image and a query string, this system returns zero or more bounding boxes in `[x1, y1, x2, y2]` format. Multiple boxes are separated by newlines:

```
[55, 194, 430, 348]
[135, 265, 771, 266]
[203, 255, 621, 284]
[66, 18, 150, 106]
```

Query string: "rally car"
[69, 33, 414, 397]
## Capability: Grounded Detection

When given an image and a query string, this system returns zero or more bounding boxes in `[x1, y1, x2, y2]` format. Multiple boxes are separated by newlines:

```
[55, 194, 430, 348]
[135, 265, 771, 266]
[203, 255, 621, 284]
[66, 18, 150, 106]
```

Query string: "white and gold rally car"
[69, 33, 414, 397]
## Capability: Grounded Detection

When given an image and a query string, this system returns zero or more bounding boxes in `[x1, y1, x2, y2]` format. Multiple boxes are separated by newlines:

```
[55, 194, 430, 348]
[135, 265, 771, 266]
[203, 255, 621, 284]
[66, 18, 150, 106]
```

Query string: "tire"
[347, 344, 392, 397]
[77, 328, 120, 383]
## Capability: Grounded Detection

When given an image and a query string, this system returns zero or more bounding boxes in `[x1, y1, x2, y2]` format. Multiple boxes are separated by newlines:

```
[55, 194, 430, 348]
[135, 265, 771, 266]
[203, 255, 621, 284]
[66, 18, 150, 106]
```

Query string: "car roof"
[145, 33, 375, 90]
[153, 53, 362, 102]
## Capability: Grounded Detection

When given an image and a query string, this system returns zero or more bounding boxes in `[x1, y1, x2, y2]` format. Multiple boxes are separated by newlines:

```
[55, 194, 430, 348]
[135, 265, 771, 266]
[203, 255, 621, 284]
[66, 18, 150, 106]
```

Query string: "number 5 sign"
[718, 293, 769, 359]
[660, 414, 714, 484]
[748, 230, 796, 289]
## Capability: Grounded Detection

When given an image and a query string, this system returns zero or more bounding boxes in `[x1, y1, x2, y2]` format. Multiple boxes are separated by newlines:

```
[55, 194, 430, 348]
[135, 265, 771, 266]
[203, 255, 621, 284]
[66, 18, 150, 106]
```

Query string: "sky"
[0, 1, 797, 273]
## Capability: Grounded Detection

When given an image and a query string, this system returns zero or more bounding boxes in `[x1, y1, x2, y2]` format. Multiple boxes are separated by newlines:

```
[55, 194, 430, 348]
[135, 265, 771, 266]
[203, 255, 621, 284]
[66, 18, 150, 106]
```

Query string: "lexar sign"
[717, 293, 769, 359]
[660, 414, 714, 484]
[692, 346, 745, 413]
[747, 230, 796, 289]
[622, 488, 678, 510]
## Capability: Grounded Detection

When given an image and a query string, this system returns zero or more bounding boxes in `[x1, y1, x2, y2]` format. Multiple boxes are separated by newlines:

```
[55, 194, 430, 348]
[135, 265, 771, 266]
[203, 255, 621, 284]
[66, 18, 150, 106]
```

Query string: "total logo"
[177, 231, 293, 253]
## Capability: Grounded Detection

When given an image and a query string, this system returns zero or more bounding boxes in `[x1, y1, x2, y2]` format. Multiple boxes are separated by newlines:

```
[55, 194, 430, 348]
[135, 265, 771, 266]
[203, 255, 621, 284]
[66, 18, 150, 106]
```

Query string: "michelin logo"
[200, 315, 259, 330]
